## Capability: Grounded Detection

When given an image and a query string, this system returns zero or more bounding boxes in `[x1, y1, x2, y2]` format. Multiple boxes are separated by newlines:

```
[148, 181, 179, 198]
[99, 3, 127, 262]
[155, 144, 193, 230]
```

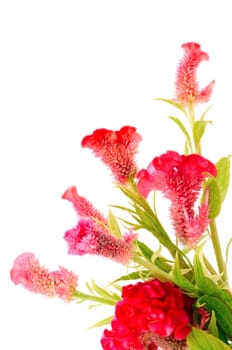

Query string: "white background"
[0, 1, 232, 349]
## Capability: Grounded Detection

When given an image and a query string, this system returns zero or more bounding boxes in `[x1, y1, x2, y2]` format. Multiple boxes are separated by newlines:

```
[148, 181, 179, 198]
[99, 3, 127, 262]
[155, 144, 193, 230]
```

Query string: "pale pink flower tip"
[175, 42, 215, 105]
[62, 185, 108, 226]
[10, 253, 78, 301]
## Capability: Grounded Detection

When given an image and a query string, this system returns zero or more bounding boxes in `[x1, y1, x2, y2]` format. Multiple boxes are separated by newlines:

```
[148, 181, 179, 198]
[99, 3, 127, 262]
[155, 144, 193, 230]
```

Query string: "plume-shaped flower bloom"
[10, 253, 78, 301]
[137, 151, 217, 246]
[62, 186, 137, 264]
[101, 279, 193, 350]
[64, 219, 136, 264]
[62, 186, 108, 226]
[175, 42, 215, 105]
[81, 126, 142, 184]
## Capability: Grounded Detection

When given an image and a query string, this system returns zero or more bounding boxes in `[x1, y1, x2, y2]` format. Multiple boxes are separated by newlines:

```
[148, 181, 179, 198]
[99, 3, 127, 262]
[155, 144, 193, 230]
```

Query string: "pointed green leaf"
[216, 157, 231, 203]
[108, 209, 122, 237]
[193, 119, 212, 146]
[167, 116, 193, 152]
[208, 310, 219, 338]
[114, 270, 152, 282]
[172, 255, 198, 296]
[86, 315, 113, 329]
[197, 295, 232, 338]
[187, 327, 231, 350]
[204, 178, 222, 218]
[200, 105, 213, 120]
[194, 245, 232, 309]
[154, 97, 188, 116]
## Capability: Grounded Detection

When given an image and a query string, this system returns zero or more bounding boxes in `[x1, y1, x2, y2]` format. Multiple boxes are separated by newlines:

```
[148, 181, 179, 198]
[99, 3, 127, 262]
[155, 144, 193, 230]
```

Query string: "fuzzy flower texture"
[10, 42, 231, 350]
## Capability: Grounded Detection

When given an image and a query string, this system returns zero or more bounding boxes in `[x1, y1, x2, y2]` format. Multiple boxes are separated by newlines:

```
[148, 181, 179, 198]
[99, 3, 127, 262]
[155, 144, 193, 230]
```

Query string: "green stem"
[210, 219, 228, 285]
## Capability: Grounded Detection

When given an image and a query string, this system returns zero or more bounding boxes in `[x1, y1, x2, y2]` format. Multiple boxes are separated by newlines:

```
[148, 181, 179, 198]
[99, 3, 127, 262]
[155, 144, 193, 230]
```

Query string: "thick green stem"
[210, 219, 228, 285]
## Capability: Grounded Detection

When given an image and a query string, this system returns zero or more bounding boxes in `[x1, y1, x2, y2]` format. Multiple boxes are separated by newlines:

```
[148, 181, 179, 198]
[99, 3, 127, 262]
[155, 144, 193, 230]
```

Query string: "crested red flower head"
[10, 253, 78, 301]
[101, 279, 193, 350]
[137, 151, 217, 246]
[175, 42, 215, 105]
[81, 126, 142, 184]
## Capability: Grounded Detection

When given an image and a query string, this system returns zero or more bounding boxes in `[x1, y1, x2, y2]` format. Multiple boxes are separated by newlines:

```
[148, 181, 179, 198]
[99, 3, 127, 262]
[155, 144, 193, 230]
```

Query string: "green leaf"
[108, 209, 122, 237]
[204, 178, 222, 218]
[113, 270, 152, 282]
[137, 240, 154, 261]
[167, 116, 193, 152]
[85, 315, 113, 330]
[172, 255, 198, 296]
[154, 97, 188, 116]
[194, 245, 225, 298]
[200, 105, 213, 120]
[208, 310, 219, 337]
[216, 157, 231, 203]
[193, 119, 212, 147]
[197, 295, 232, 338]
[187, 327, 231, 350]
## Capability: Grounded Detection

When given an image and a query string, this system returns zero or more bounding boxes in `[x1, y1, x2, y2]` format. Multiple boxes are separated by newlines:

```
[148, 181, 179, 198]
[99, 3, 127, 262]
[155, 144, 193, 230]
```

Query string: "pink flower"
[10, 253, 78, 301]
[101, 279, 193, 350]
[64, 219, 136, 264]
[62, 186, 137, 264]
[175, 42, 215, 105]
[62, 186, 108, 226]
[81, 126, 142, 184]
[137, 151, 217, 246]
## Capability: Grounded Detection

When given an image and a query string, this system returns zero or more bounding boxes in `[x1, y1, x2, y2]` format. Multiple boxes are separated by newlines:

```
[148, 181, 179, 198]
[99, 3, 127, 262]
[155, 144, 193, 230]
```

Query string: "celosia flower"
[175, 42, 215, 105]
[101, 279, 193, 350]
[62, 186, 137, 264]
[137, 151, 217, 246]
[62, 186, 108, 226]
[81, 126, 142, 184]
[64, 218, 136, 264]
[10, 253, 77, 301]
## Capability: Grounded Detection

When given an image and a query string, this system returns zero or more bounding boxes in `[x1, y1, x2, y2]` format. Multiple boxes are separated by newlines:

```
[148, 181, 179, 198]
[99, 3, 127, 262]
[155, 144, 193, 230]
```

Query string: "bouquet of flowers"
[10, 42, 232, 350]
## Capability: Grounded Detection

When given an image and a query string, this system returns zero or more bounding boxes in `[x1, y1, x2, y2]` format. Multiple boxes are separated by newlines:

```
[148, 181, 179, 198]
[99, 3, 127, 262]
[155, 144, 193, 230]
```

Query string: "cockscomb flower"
[175, 42, 215, 105]
[10, 253, 78, 301]
[101, 279, 193, 350]
[137, 151, 217, 246]
[81, 126, 142, 184]
[62, 186, 108, 227]
[64, 218, 136, 264]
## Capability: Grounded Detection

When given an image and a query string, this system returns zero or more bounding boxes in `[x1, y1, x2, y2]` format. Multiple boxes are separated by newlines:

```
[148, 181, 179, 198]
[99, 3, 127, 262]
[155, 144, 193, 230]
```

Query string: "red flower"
[81, 126, 142, 184]
[64, 219, 136, 264]
[101, 279, 193, 350]
[137, 151, 217, 246]
[175, 42, 215, 105]
[10, 253, 78, 301]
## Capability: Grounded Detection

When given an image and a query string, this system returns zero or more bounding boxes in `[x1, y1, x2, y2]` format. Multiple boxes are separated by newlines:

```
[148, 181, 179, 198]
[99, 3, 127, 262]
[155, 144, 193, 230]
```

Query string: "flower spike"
[137, 151, 217, 246]
[10, 253, 78, 301]
[175, 42, 215, 105]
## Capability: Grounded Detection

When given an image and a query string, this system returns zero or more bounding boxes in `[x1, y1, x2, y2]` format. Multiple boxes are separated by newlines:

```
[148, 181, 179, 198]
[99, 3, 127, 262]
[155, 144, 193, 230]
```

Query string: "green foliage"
[187, 327, 231, 350]
[203, 177, 222, 218]
[193, 119, 212, 148]
[167, 115, 193, 152]
[216, 156, 231, 203]
[108, 209, 122, 237]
